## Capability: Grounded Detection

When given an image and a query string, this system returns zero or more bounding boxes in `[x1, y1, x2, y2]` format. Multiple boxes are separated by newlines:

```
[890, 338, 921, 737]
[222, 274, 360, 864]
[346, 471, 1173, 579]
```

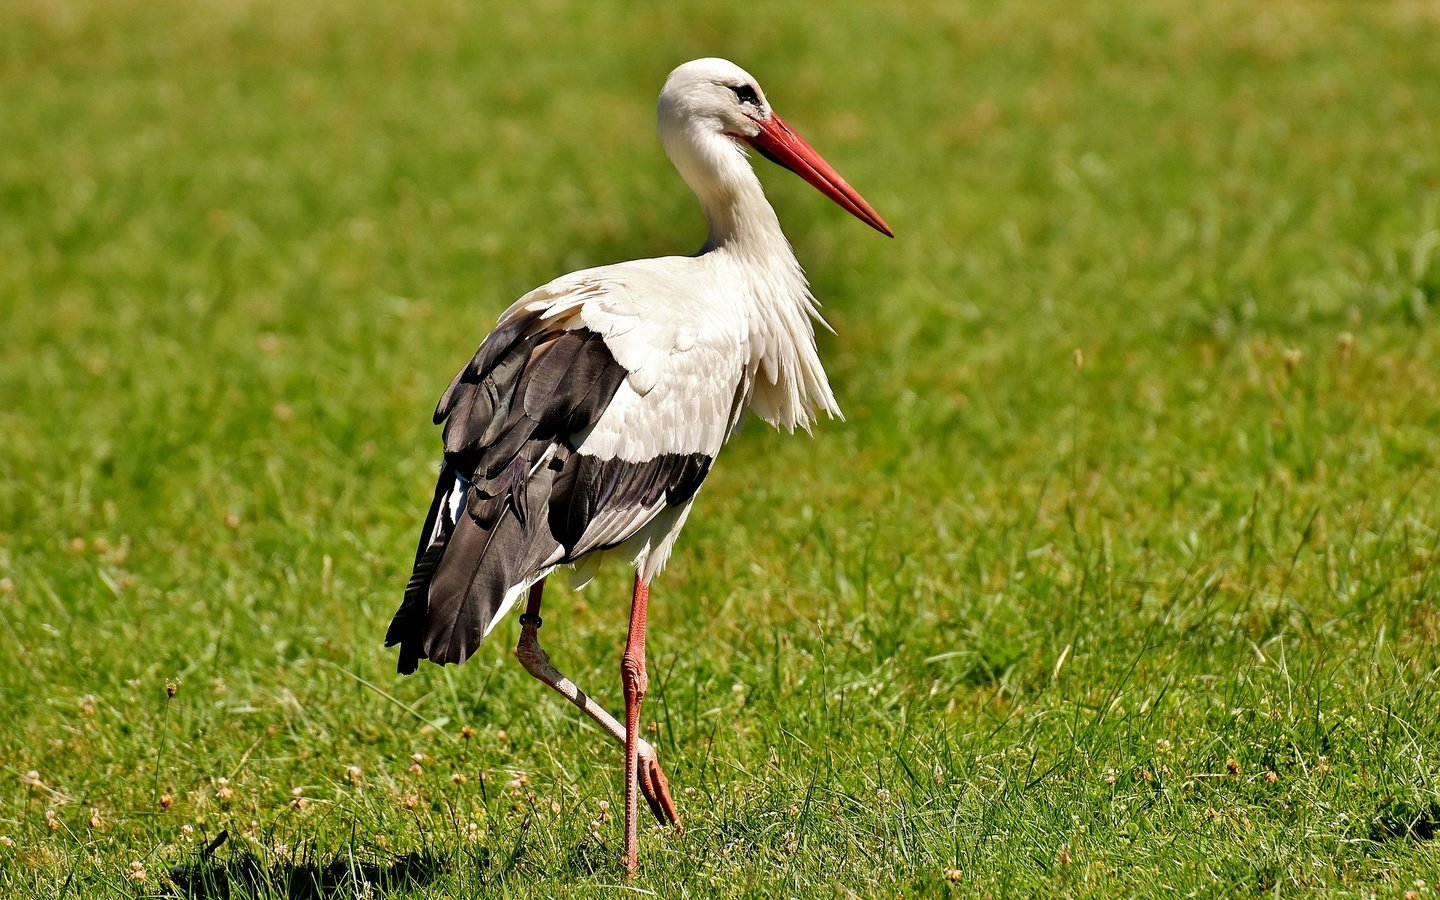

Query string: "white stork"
[386, 57, 891, 871]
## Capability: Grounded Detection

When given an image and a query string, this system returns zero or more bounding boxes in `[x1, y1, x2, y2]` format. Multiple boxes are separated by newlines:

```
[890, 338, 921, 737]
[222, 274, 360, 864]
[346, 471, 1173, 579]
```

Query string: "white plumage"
[387, 57, 890, 872]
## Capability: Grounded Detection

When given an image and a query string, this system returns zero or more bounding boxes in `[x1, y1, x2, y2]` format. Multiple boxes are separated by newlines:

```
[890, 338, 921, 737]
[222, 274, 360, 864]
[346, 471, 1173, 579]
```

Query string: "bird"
[385, 57, 891, 872]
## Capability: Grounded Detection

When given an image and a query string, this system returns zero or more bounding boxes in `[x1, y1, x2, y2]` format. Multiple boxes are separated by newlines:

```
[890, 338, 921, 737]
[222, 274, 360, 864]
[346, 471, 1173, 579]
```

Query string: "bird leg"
[513, 578, 682, 834]
[620, 574, 651, 874]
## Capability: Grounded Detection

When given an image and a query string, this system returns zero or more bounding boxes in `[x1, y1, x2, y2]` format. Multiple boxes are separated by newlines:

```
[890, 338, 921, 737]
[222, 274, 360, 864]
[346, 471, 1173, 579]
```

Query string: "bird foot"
[635, 738, 684, 833]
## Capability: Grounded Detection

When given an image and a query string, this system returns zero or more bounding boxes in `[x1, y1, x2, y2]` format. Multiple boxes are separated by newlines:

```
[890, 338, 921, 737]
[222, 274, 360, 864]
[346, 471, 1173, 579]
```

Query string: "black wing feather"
[388, 317, 716, 673]
[434, 311, 543, 423]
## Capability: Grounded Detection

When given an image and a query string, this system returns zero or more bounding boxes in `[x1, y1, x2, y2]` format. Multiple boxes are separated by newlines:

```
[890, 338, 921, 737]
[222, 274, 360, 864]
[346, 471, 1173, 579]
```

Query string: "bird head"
[658, 58, 893, 238]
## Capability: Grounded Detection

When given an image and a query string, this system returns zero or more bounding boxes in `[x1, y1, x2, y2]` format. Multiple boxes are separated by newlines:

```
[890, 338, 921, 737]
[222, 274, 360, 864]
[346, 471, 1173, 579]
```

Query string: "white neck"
[661, 125, 841, 431]
[662, 125, 789, 256]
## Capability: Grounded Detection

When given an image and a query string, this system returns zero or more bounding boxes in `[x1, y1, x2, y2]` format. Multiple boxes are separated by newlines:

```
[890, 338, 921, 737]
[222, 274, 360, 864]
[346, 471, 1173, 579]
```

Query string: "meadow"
[3, 0, 1439, 895]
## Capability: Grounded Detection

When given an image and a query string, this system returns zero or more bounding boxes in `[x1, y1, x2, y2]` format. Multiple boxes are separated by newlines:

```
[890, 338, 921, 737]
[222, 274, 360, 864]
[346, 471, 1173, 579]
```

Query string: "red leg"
[620, 574, 651, 874]
[514, 579, 682, 830]
[522, 576, 545, 621]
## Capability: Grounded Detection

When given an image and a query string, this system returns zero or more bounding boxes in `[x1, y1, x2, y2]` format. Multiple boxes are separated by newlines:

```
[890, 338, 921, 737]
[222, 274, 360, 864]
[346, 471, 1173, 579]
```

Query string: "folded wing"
[387, 285, 727, 674]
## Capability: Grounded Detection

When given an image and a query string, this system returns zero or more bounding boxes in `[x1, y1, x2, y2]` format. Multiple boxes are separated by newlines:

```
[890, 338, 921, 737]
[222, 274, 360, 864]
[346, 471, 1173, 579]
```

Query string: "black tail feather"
[389, 539, 446, 674]
[421, 468, 559, 666]
[387, 466, 457, 674]
[392, 323, 638, 675]
[388, 451, 562, 673]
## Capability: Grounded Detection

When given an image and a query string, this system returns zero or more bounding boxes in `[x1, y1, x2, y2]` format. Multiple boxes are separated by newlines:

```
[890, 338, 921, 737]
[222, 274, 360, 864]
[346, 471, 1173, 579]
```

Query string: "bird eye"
[729, 84, 759, 105]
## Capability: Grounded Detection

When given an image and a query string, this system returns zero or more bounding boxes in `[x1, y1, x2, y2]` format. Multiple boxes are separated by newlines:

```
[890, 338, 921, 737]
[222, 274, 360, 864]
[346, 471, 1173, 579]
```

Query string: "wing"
[387, 273, 735, 673]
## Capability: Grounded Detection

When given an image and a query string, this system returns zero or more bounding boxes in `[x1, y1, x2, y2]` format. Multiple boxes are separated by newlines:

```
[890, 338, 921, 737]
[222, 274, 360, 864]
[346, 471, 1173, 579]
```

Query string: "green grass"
[3, 0, 1440, 895]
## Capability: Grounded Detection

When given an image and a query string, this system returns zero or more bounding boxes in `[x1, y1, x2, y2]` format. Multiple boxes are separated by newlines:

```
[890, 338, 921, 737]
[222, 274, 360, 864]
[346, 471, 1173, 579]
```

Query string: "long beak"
[743, 112, 894, 238]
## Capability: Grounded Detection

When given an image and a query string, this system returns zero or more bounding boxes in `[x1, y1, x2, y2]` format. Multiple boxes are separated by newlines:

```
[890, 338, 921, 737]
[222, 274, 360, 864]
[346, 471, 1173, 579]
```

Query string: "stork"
[386, 57, 891, 872]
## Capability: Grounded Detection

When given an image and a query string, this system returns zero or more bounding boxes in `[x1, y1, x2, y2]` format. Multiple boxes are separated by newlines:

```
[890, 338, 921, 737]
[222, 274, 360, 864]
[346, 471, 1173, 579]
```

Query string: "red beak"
[743, 112, 894, 238]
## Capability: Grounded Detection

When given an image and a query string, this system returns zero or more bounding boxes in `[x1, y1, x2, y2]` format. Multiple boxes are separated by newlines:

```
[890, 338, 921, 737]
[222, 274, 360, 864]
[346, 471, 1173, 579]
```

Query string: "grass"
[3, 0, 1440, 895]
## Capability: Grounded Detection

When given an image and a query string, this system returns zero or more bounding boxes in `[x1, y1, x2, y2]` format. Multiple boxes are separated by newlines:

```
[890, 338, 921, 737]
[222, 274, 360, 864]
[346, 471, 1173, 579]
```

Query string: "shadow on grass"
[167, 832, 456, 899]
[1370, 799, 1440, 843]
